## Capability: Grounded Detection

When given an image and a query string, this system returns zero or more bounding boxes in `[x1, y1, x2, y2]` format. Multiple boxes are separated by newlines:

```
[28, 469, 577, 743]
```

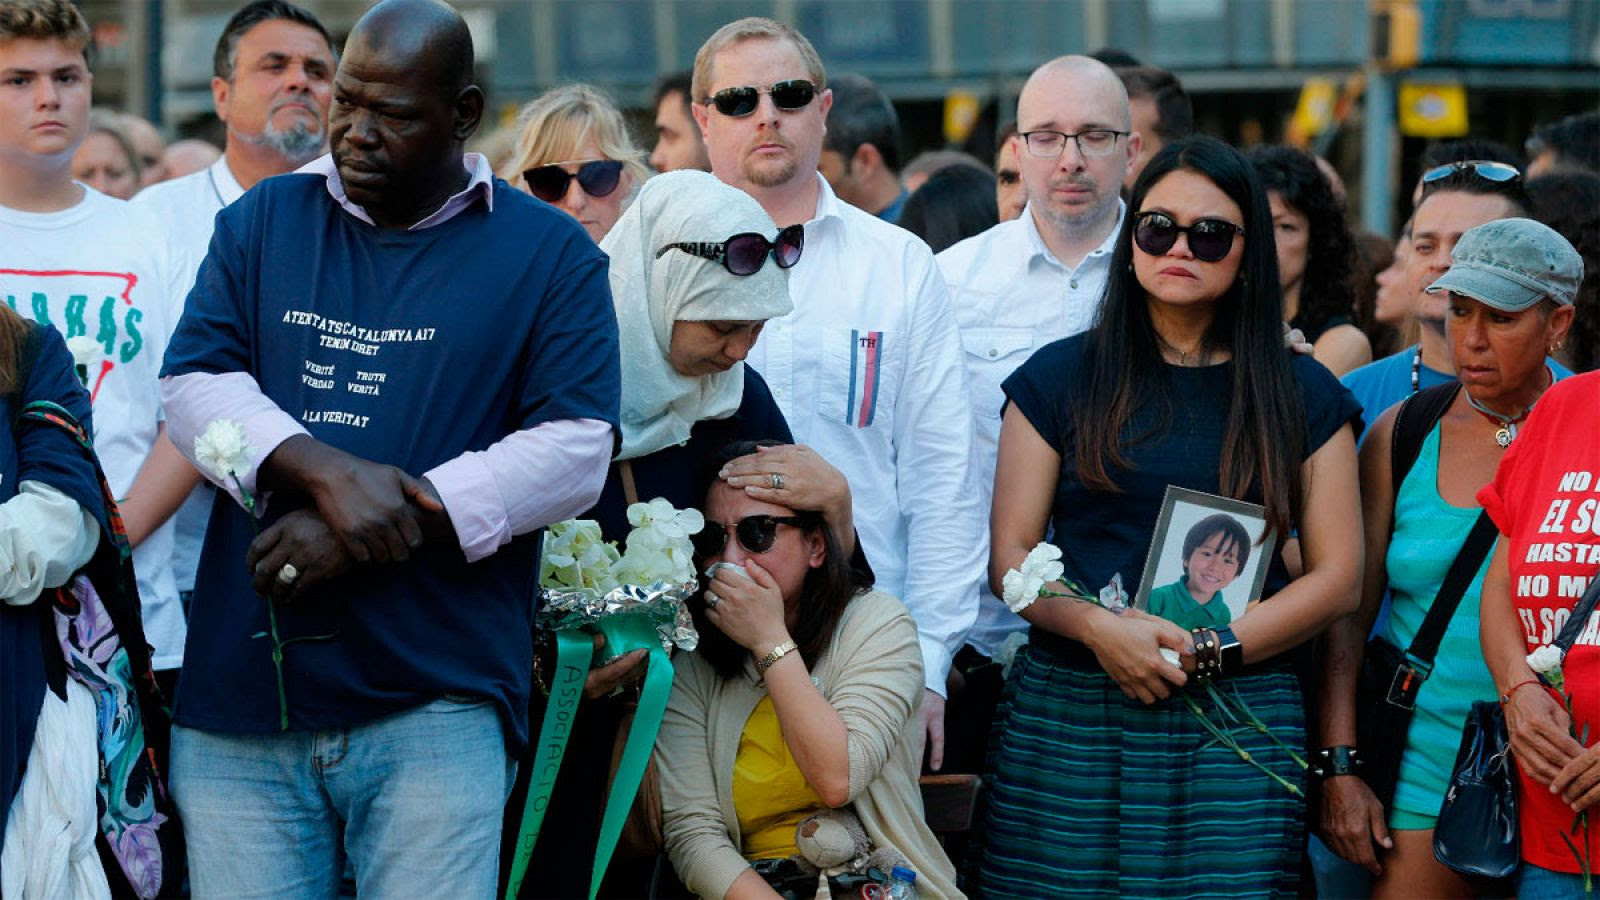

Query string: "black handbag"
[1434, 701, 1519, 879]
[1434, 566, 1600, 880]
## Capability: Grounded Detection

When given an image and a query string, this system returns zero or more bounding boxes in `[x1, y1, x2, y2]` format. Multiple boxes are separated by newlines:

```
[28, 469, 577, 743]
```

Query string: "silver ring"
[277, 563, 300, 585]
[705, 591, 721, 610]
[770, 473, 784, 490]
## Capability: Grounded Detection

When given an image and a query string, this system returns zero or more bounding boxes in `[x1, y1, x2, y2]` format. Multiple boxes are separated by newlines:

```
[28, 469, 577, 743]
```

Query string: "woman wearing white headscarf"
[509, 171, 856, 898]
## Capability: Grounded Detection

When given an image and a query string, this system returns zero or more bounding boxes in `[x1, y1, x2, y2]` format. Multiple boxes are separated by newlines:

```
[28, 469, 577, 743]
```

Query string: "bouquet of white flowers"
[510, 499, 706, 900]
[535, 498, 704, 653]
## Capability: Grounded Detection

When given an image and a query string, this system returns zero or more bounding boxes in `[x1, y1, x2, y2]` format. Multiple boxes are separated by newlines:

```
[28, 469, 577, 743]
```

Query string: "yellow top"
[732, 695, 825, 859]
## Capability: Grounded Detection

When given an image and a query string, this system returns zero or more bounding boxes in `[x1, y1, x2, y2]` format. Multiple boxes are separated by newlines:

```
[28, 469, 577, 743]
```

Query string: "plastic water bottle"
[886, 866, 918, 899]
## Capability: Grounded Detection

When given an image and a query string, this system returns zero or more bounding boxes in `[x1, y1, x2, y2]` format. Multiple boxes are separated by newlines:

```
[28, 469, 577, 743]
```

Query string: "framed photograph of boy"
[1133, 486, 1277, 631]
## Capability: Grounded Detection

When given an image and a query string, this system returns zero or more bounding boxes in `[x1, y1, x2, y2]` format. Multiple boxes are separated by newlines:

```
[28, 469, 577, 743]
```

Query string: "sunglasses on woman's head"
[705, 80, 817, 118]
[1420, 159, 1521, 186]
[523, 159, 625, 203]
[1132, 211, 1245, 263]
[655, 224, 805, 276]
[692, 515, 808, 558]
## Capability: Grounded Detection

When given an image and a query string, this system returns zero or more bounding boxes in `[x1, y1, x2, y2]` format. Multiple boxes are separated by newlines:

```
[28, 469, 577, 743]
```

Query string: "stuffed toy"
[791, 808, 911, 899]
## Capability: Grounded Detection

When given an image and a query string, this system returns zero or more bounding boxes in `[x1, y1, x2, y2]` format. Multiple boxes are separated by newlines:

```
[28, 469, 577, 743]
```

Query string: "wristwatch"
[1213, 625, 1243, 676]
[757, 639, 798, 675]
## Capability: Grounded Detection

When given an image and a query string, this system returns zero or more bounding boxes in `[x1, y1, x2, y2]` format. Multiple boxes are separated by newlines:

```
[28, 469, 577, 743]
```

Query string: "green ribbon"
[504, 629, 593, 900]
[590, 613, 673, 900]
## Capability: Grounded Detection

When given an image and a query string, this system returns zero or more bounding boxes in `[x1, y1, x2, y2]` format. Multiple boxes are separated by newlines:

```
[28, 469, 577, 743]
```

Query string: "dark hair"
[1528, 172, 1600, 372]
[1088, 47, 1142, 67]
[0, 304, 32, 395]
[1352, 230, 1402, 357]
[0, 0, 88, 50]
[1527, 111, 1600, 175]
[822, 73, 902, 172]
[1418, 138, 1521, 174]
[1247, 145, 1358, 340]
[1076, 136, 1304, 538]
[1417, 166, 1532, 218]
[213, 0, 334, 81]
[652, 69, 693, 113]
[898, 165, 998, 253]
[1117, 66, 1194, 145]
[693, 440, 872, 681]
[1182, 514, 1252, 574]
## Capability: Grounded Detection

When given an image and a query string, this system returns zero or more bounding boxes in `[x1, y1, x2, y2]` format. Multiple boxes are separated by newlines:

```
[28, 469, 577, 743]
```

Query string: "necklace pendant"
[1496, 427, 1512, 448]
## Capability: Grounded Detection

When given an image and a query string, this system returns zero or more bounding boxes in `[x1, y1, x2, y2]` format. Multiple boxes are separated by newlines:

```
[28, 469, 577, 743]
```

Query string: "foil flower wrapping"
[537, 579, 700, 655]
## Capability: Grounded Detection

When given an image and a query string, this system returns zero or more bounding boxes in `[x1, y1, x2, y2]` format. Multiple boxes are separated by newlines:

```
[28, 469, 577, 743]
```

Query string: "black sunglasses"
[692, 515, 808, 558]
[523, 159, 625, 204]
[655, 224, 805, 276]
[1132, 211, 1245, 263]
[706, 80, 817, 118]
[1420, 159, 1521, 186]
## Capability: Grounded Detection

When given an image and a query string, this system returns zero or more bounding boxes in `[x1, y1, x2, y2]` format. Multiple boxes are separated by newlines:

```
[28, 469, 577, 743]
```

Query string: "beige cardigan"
[657, 590, 962, 899]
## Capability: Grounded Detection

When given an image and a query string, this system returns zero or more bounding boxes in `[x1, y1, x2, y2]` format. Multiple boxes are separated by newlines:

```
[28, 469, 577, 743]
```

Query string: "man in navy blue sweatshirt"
[158, 0, 621, 893]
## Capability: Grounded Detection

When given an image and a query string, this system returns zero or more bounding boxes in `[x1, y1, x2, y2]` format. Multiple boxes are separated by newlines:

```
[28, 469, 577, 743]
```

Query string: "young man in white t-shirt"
[0, 0, 194, 681]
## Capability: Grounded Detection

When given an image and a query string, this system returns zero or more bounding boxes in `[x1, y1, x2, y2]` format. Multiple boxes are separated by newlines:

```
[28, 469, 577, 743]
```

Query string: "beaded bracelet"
[1191, 628, 1222, 679]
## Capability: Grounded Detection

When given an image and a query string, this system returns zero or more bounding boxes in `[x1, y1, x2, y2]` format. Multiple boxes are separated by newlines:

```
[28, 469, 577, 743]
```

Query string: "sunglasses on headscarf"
[654, 224, 805, 276]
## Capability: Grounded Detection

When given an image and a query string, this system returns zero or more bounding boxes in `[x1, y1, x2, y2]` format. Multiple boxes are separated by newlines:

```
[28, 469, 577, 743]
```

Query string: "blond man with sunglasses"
[691, 16, 985, 775]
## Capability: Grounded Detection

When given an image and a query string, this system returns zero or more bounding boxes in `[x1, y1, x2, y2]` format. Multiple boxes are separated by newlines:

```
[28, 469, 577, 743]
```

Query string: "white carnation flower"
[66, 336, 99, 369]
[193, 419, 253, 482]
[1527, 645, 1566, 690]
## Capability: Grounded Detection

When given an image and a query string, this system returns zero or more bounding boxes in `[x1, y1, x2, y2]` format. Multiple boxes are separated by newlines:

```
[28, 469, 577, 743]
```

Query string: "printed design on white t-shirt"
[2, 267, 142, 402]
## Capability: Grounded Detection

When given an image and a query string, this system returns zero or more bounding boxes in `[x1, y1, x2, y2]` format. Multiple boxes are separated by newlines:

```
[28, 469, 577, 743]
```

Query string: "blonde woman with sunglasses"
[502, 83, 650, 243]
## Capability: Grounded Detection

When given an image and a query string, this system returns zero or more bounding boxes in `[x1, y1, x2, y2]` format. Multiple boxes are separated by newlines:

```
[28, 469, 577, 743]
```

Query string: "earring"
[1551, 341, 1564, 354]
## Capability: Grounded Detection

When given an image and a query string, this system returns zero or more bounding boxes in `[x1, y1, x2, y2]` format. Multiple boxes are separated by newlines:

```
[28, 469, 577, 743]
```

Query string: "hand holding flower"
[246, 508, 355, 603]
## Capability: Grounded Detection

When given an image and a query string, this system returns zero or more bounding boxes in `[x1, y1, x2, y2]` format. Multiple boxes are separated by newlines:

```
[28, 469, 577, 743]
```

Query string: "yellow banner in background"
[943, 91, 981, 145]
[1288, 78, 1338, 143]
[1398, 81, 1469, 138]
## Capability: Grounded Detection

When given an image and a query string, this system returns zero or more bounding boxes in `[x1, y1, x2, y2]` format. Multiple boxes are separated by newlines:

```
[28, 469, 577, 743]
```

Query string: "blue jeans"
[1520, 862, 1588, 899]
[171, 697, 514, 899]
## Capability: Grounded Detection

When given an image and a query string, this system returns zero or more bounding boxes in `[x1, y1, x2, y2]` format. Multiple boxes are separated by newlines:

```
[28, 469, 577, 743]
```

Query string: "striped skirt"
[978, 644, 1307, 899]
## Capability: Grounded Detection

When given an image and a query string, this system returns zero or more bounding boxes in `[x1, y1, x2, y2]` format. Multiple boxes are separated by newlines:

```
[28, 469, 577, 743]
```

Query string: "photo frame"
[1133, 486, 1277, 630]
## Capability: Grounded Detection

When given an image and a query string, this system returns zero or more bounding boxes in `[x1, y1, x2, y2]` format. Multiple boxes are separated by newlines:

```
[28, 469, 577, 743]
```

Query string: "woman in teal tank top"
[1313, 205, 1574, 899]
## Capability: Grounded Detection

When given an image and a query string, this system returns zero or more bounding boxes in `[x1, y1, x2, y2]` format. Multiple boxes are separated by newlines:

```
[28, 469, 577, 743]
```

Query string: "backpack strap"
[1389, 381, 1463, 503]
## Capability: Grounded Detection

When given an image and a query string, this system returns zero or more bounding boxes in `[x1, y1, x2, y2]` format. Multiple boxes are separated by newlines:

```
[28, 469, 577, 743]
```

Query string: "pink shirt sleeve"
[424, 418, 614, 563]
[160, 371, 308, 506]
[161, 371, 614, 562]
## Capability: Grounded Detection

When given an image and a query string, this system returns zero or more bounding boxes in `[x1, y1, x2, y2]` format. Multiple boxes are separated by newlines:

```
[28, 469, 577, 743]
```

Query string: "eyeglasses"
[705, 80, 817, 118]
[523, 159, 625, 204]
[655, 224, 805, 276]
[1420, 159, 1521, 186]
[692, 515, 808, 558]
[1132, 211, 1245, 263]
[1018, 129, 1128, 159]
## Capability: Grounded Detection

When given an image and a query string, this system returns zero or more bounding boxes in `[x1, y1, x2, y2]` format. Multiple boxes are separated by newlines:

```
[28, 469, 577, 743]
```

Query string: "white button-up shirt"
[747, 175, 984, 695]
[936, 203, 1124, 656]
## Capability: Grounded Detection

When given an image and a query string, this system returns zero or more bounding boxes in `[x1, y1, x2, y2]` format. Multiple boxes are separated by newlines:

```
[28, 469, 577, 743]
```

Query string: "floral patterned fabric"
[21, 400, 176, 899]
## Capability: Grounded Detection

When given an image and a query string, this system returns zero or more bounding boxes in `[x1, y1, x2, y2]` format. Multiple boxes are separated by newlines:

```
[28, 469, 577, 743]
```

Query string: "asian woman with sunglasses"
[501, 83, 651, 243]
[981, 136, 1363, 897]
[505, 171, 857, 898]
[655, 438, 960, 899]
